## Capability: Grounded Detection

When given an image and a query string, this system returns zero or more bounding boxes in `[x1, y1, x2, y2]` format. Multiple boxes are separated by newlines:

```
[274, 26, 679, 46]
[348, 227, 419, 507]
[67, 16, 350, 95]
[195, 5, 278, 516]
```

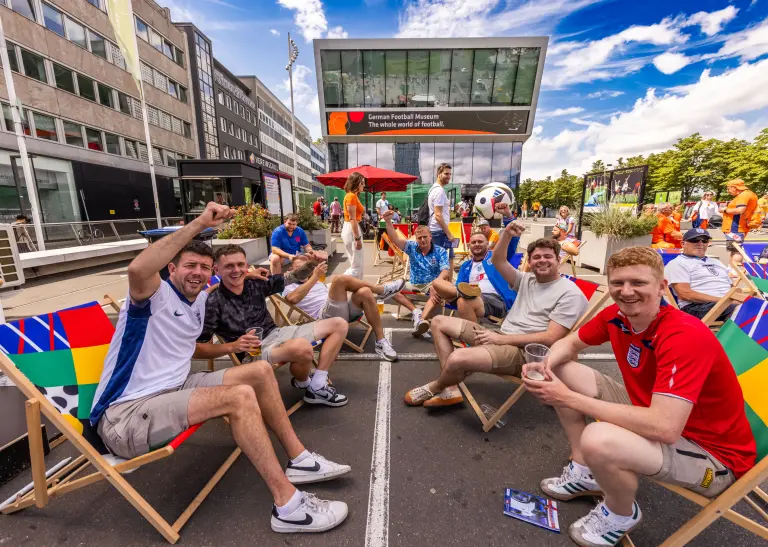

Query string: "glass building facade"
[320, 47, 540, 109]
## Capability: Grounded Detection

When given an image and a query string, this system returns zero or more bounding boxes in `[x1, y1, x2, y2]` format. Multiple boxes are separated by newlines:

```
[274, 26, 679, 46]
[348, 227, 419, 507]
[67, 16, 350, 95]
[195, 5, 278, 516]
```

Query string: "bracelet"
[354, 236, 362, 241]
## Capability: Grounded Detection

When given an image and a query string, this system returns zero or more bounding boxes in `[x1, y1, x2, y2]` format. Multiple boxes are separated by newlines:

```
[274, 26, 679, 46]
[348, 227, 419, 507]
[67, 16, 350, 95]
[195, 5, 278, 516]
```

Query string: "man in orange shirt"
[650, 203, 682, 249]
[720, 179, 758, 243]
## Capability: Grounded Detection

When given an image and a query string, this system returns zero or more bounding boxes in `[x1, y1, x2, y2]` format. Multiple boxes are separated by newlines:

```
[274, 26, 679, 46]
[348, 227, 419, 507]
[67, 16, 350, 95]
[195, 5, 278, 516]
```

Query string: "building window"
[321, 50, 342, 107]
[471, 49, 496, 106]
[65, 18, 87, 49]
[385, 50, 407, 107]
[228, 121, 234, 135]
[117, 92, 132, 115]
[62, 121, 83, 146]
[341, 50, 363, 108]
[104, 132, 120, 154]
[88, 30, 107, 59]
[235, 127, 241, 139]
[77, 74, 96, 101]
[178, 86, 188, 103]
[32, 112, 57, 141]
[108, 42, 126, 70]
[492, 48, 519, 106]
[140, 62, 153, 84]
[42, 3, 65, 36]
[135, 17, 149, 42]
[51, 63, 74, 93]
[225, 95, 232, 110]
[152, 147, 162, 164]
[159, 111, 171, 131]
[137, 142, 149, 162]
[1, 103, 13, 133]
[5, 44, 19, 72]
[162, 39, 173, 59]
[85, 127, 102, 151]
[150, 29, 163, 52]
[512, 47, 539, 106]
[124, 139, 138, 159]
[223, 146, 230, 159]
[217, 91, 224, 105]
[86, 0, 100, 8]
[406, 50, 429, 106]
[220, 117, 226, 131]
[167, 80, 178, 98]
[173, 46, 184, 67]
[153, 69, 167, 91]
[11, 0, 36, 21]
[147, 106, 159, 126]
[20, 49, 48, 84]
[166, 151, 177, 168]
[450, 49, 473, 106]
[97, 83, 113, 108]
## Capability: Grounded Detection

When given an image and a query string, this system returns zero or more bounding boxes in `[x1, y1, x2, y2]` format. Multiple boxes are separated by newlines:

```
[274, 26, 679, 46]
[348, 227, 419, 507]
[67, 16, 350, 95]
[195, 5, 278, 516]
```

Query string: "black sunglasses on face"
[687, 237, 710, 244]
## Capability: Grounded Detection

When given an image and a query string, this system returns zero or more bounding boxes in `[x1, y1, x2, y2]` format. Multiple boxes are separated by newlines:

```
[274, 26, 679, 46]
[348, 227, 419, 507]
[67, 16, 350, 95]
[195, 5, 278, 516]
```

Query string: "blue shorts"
[431, 230, 455, 259]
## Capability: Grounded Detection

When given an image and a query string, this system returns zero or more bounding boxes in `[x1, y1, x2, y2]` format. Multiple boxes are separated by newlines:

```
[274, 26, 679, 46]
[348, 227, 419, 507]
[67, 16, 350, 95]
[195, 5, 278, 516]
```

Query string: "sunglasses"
[687, 237, 711, 244]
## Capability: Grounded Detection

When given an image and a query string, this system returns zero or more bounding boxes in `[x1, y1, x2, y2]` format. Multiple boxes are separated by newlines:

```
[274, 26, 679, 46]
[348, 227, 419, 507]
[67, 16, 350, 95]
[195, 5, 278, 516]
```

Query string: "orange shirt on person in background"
[343, 192, 364, 222]
[671, 211, 682, 231]
[651, 213, 681, 249]
[722, 190, 758, 234]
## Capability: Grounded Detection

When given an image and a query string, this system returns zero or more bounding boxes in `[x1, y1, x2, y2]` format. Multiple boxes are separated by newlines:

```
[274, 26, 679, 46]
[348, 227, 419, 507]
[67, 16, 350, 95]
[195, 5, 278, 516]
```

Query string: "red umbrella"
[315, 164, 418, 194]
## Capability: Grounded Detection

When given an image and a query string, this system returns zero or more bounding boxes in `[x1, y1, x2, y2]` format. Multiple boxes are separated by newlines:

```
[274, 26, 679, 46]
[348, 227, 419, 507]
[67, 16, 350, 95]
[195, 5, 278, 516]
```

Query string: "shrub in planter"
[217, 205, 277, 239]
[296, 207, 328, 231]
[583, 208, 658, 240]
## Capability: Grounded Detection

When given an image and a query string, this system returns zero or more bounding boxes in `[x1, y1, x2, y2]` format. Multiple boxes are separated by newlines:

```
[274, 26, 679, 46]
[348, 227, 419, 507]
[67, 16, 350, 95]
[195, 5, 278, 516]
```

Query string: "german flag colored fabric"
[718, 297, 768, 460]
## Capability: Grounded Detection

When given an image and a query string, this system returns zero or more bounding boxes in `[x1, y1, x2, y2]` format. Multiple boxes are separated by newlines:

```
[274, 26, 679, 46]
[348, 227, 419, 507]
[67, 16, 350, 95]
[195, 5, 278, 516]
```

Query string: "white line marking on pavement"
[333, 352, 616, 361]
[365, 330, 392, 547]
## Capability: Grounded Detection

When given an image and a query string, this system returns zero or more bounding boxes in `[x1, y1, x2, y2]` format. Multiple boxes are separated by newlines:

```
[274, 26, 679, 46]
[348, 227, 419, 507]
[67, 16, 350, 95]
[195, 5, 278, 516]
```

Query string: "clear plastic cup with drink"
[523, 343, 549, 381]
[246, 326, 263, 358]
[377, 302, 385, 315]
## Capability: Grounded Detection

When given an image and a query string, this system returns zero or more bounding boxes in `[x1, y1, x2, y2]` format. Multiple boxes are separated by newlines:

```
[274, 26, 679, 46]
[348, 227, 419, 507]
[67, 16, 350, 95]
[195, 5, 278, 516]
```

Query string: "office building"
[0, 0, 198, 228]
[314, 38, 548, 199]
[310, 141, 327, 196]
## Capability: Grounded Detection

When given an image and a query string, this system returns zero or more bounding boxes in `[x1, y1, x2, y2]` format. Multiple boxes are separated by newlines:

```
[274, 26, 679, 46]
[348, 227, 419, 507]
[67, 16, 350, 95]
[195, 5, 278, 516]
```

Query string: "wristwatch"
[354, 236, 362, 241]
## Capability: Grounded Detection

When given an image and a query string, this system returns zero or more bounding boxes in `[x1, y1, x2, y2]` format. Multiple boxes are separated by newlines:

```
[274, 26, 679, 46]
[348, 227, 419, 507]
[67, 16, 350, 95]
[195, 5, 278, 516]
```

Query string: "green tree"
[590, 160, 606, 174]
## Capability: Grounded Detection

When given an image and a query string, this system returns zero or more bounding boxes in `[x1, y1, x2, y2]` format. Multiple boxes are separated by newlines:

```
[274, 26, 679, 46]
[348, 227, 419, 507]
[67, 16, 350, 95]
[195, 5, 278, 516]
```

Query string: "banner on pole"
[106, 0, 143, 96]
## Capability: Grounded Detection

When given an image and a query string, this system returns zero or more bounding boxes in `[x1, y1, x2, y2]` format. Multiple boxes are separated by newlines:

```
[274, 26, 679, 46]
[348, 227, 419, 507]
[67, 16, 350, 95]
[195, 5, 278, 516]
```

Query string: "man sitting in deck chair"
[195, 244, 350, 408]
[90, 203, 351, 535]
[281, 255, 405, 361]
[430, 230, 515, 325]
[382, 212, 452, 337]
[523, 246, 756, 547]
[403, 222, 588, 408]
[552, 224, 580, 260]
[664, 228, 738, 321]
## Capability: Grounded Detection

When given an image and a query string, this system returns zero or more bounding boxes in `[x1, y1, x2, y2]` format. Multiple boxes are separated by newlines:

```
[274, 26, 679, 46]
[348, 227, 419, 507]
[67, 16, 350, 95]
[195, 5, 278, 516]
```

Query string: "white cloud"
[709, 17, 768, 62]
[278, 64, 322, 138]
[568, 118, 595, 126]
[522, 57, 768, 180]
[326, 25, 348, 39]
[684, 6, 739, 36]
[277, 0, 347, 42]
[653, 51, 695, 74]
[396, 0, 601, 38]
[541, 107, 585, 118]
[270, 29, 280, 36]
[586, 90, 624, 99]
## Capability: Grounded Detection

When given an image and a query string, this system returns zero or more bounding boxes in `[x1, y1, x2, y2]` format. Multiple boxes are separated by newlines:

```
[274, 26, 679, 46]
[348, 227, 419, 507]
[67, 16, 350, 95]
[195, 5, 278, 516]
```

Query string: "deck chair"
[627, 297, 768, 546]
[560, 240, 587, 277]
[377, 233, 408, 284]
[0, 296, 242, 543]
[449, 221, 469, 268]
[269, 293, 373, 353]
[733, 241, 768, 264]
[459, 276, 612, 432]
[656, 248, 682, 266]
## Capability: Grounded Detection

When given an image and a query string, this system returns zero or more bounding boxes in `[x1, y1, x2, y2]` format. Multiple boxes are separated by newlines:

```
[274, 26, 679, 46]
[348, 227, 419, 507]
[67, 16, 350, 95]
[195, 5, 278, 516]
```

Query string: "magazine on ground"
[503, 488, 560, 532]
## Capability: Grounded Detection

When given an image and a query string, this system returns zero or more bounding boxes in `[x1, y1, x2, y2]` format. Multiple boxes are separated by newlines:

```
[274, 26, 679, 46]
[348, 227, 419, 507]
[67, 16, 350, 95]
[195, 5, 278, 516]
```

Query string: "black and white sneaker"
[375, 338, 397, 361]
[290, 373, 312, 390]
[304, 384, 348, 407]
[285, 453, 351, 484]
[379, 279, 406, 301]
[271, 492, 348, 533]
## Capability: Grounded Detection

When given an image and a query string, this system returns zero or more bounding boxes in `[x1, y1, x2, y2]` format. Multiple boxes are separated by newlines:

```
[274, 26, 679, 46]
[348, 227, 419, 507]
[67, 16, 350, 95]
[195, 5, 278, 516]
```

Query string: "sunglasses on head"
[687, 237, 710, 244]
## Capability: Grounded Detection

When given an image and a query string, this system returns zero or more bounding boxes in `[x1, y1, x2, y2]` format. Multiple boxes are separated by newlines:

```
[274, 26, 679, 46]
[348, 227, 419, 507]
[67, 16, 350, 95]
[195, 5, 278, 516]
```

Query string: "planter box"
[212, 238, 269, 264]
[309, 228, 333, 255]
[527, 223, 550, 240]
[576, 230, 652, 274]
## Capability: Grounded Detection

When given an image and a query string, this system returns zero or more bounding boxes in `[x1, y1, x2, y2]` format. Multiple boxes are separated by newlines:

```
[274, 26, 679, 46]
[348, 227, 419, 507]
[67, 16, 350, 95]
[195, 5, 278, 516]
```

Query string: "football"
[474, 182, 515, 220]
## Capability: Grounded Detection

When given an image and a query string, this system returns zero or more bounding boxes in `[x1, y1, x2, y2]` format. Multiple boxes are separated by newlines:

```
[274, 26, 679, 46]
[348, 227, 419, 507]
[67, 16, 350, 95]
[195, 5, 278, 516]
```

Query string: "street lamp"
[286, 34, 299, 203]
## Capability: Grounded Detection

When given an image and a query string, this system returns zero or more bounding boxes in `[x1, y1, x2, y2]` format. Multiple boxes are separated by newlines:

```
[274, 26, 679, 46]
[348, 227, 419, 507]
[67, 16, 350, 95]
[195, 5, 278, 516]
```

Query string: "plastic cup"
[377, 302, 385, 315]
[246, 326, 263, 357]
[320, 274, 326, 282]
[524, 343, 549, 363]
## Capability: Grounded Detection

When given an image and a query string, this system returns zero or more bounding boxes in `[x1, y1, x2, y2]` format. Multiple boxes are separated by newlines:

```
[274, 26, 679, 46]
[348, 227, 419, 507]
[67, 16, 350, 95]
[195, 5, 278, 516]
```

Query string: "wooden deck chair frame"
[268, 293, 374, 353]
[559, 240, 586, 277]
[459, 283, 612, 432]
[0, 294, 268, 544]
[377, 233, 407, 284]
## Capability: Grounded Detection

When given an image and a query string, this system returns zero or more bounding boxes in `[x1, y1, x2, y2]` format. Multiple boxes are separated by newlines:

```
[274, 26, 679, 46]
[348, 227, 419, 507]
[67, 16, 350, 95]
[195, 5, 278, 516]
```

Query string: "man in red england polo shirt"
[522, 246, 756, 547]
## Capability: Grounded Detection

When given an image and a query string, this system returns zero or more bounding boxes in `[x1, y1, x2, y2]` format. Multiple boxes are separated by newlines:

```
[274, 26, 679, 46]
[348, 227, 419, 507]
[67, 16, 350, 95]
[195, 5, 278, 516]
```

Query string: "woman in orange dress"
[341, 172, 366, 279]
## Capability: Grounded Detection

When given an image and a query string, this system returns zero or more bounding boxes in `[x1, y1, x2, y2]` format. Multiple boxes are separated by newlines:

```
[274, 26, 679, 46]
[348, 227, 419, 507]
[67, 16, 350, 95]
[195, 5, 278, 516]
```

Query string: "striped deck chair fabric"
[656, 248, 682, 266]
[739, 242, 768, 263]
[743, 263, 768, 294]
[635, 297, 768, 546]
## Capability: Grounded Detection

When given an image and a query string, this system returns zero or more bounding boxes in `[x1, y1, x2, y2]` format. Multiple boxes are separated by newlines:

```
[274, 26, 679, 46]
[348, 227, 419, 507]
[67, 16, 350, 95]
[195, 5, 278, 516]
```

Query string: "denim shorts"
[430, 230, 454, 259]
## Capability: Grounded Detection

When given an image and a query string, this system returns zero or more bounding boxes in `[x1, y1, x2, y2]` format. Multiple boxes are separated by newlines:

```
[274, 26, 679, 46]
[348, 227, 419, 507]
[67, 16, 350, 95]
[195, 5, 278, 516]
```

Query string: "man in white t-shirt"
[282, 255, 404, 361]
[685, 191, 718, 230]
[664, 228, 738, 321]
[428, 163, 458, 261]
[90, 202, 350, 534]
[404, 223, 588, 408]
[376, 192, 390, 217]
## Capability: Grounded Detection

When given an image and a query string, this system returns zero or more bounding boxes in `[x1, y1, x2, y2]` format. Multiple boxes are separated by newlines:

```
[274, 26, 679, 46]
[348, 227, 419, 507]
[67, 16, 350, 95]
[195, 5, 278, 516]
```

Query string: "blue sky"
[165, 0, 768, 180]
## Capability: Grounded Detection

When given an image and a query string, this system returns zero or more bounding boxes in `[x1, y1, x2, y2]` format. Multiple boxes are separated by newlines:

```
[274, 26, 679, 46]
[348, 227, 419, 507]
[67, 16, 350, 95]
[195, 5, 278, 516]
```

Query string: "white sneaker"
[540, 461, 602, 501]
[285, 453, 351, 484]
[271, 492, 349, 533]
[375, 338, 397, 361]
[411, 308, 423, 331]
[304, 384, 348, 407]
[569, 501, 642, 546]
[379, 279, 405, 301]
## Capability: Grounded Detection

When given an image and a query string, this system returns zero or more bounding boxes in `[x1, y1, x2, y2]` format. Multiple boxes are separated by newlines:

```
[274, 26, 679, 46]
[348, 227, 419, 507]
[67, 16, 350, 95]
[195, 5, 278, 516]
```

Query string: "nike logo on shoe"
[274, 514, 313, 525]
[288, 461, 321, 472]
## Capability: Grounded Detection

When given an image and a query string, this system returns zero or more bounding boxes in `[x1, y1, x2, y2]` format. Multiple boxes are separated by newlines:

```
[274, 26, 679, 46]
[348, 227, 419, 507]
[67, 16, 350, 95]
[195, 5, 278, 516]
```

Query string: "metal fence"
[12, 217, 184, 252]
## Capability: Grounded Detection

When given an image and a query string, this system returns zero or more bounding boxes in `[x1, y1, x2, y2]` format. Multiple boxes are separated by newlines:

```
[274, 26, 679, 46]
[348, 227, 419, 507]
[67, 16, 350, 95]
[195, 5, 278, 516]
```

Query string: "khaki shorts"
[593, 370, 735, 497]
[404, 282, 432, 294]
[457, 319, 525, 376]
[260, 323, 317, 363]
[321, 297, 363, 322]
[98, 369, 227, 459]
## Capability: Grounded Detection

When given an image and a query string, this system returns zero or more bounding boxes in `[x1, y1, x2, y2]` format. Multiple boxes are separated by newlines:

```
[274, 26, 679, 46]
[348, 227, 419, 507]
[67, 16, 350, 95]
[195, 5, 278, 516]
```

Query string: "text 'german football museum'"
[314, 38, 547, 211]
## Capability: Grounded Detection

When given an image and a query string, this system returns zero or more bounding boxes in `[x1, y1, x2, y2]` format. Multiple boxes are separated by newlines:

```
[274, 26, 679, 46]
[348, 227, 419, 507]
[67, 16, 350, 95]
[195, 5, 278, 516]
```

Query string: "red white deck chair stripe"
[0, 296, 240, 543]
[459, 275, 611, 432]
